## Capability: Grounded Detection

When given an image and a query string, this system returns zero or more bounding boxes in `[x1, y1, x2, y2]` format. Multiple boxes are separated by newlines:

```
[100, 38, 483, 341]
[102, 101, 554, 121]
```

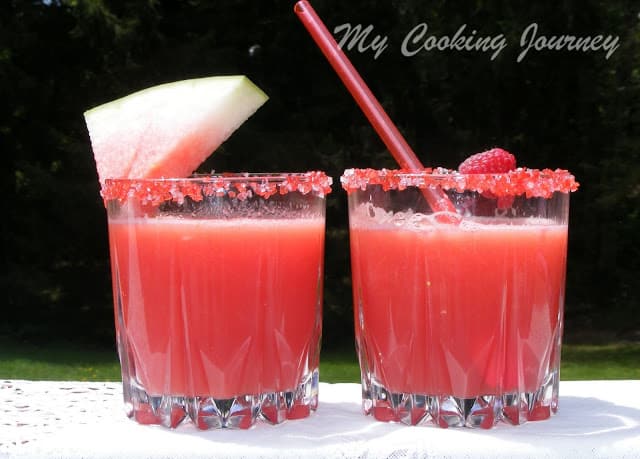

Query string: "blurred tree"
[0, 0, 638, 347]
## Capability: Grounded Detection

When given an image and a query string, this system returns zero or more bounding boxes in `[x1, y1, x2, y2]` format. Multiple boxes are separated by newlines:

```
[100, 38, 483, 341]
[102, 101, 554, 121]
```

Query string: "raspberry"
[459, 148, 517, 209]
[458, 148, 516, 174]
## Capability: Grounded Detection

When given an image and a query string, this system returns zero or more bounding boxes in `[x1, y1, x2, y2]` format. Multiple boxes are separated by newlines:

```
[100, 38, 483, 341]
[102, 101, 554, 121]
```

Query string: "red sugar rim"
[102, 172, 333, 206]
[341, 168, 579, 199]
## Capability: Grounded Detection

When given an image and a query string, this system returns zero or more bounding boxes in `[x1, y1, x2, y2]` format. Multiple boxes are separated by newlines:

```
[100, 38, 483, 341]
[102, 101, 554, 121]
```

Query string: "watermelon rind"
[84, 75, 268, 183]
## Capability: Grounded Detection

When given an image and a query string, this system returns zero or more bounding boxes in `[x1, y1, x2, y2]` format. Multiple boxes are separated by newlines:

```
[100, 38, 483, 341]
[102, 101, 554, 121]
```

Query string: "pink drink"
[342, 168, 577, 428]
[108, 218, 324, 396]
[350, 216, 566, 395]
[104, 173, 331, 429]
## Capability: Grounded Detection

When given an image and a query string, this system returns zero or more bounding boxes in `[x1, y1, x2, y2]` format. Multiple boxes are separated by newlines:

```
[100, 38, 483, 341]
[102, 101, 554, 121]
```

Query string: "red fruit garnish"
[458, 148, 516, 174]
[459, 148, 517, 209]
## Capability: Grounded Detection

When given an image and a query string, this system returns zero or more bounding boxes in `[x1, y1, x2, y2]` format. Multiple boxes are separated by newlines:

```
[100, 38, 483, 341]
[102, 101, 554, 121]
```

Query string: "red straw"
[294, 0, 456, 214]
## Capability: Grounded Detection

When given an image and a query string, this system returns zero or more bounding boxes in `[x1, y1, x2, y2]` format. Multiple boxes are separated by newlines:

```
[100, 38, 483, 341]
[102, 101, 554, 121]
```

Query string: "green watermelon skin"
[84, 76, 268, 183]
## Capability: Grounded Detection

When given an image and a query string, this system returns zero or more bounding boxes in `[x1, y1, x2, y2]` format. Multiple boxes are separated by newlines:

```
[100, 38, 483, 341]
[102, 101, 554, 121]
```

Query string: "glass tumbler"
[342, 168, 577, 428]
[103, 172, 331, 429]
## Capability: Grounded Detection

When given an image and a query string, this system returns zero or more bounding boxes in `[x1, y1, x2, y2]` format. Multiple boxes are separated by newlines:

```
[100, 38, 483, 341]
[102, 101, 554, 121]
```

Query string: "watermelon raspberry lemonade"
[295, 0, 580, 429]
[342, 150, 578, 429]
[295, 0, 579, 429]
[85, 76, 333, 429]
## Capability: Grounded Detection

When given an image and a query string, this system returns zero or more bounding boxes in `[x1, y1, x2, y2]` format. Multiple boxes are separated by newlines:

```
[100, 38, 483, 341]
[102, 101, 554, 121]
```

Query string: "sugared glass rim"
[102, 171, 333, 205]
[340, 168, 578, 198]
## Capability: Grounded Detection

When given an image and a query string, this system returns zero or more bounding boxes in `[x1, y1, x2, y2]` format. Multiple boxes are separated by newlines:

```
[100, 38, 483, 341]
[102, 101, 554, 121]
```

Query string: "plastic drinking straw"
[294, 0, 456, 214]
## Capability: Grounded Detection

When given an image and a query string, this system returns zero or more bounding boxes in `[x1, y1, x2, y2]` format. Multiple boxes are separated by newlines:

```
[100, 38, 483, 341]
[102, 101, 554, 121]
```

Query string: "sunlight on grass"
[319, 344, 640, 383]
[0, 341, 121, 381]
[1, 341, 638, 383]
[560, 343, 640, 380]
[320, 349, 360, 383]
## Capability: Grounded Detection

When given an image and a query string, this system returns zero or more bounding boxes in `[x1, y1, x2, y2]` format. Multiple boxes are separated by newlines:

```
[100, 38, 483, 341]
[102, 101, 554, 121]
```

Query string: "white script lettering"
[333, 23, 389, 60]
[401, 23, 507, 60]
[518, 22, 620, 62]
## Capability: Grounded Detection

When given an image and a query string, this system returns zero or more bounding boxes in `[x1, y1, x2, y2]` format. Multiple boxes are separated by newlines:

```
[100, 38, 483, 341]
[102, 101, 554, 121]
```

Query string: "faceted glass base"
[122, 370, 319, 429]
[362, 370, 559, 428]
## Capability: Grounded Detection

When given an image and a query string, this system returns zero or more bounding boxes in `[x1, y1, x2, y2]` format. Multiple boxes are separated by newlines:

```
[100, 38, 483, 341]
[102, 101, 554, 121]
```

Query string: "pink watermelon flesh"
[84, 76, 268, 183]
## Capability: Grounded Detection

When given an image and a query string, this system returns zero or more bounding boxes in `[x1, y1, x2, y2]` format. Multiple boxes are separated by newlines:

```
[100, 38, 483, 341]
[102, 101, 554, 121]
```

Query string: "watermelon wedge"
[84, 76, 268, 183]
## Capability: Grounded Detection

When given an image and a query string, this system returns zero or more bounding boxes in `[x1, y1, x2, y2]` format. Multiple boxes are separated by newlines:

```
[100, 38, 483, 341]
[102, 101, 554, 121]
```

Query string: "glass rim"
[104, 171, 328, 185]
[340, 167, 578, 199]
[101, 171, 333, 205]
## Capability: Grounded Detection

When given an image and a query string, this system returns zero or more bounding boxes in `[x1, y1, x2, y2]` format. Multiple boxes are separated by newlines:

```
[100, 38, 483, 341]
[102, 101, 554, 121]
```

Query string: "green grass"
[0, 340, 121, 381]
[560, 343, 640, 380]
[321, 343, 640, 383]
[0, 340, 638, 382]
[319, 349, 361, 383]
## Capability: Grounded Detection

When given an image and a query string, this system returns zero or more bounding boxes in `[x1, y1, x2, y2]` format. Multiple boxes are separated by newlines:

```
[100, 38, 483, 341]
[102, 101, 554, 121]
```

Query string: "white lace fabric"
[1, 380, 639, 458]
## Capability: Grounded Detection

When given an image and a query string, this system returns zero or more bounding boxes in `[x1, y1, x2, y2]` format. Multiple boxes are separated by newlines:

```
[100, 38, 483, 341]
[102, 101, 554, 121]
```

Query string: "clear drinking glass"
[342, 168, 575, 428]
[103, 172, 331, 429]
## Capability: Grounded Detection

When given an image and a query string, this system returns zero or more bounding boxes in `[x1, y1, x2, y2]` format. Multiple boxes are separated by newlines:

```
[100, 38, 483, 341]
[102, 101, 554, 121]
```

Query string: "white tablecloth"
[1, 380, 639, 459]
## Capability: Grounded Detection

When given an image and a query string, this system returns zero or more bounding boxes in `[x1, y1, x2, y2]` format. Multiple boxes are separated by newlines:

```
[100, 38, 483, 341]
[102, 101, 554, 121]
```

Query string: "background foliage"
[1, 0, 638, 349]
